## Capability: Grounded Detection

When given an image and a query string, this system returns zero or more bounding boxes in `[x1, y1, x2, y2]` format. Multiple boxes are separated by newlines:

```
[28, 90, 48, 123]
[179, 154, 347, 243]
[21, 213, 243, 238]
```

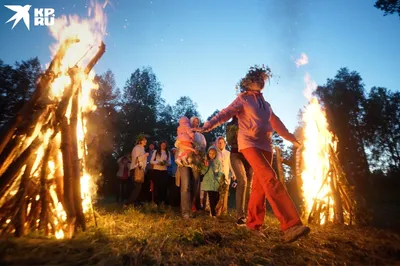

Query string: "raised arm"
[270, 111, 298, 144]
[202, 97, 243, 132]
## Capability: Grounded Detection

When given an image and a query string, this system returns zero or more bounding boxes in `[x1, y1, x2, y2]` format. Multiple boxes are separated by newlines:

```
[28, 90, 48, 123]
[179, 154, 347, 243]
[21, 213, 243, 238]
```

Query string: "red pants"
[241, 147, 302, 231]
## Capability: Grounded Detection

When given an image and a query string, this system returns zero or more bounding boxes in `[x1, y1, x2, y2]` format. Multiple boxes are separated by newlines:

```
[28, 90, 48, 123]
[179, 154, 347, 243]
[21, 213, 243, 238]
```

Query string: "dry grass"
[1, 201, 400, 265]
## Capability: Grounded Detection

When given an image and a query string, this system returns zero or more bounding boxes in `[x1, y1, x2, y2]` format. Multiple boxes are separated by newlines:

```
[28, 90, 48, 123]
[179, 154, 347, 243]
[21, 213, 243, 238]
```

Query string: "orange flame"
[300, 72, 336, 224]
[43, 1, 107, 238]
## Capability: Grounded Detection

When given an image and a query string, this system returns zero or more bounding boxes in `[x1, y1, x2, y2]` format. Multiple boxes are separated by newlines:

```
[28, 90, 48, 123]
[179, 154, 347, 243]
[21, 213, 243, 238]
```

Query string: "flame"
[44, 1, 105, 238]
[300, 72, 336, 224]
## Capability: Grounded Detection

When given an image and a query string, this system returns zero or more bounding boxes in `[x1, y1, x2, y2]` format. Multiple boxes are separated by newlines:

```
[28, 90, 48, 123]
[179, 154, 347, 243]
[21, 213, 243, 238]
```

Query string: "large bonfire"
[296, 66, 366, 225]
[0, 2, 106, 239]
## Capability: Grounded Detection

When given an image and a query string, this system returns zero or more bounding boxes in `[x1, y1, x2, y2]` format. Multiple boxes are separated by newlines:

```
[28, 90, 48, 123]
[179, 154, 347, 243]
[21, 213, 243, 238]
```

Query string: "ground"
[1, 200, 400, 265]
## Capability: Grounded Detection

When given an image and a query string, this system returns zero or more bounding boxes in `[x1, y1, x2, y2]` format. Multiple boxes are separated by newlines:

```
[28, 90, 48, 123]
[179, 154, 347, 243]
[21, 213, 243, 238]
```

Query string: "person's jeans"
[230, 152, 253, 219]
[241, 147, 302, 231]
[179, 166, 200, 216]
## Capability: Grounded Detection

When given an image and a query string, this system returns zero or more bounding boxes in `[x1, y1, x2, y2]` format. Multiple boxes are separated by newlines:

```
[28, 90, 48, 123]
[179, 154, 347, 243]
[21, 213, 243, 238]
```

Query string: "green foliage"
[375, 0, 400, 17]
[363, 87, 400, 171]
[118, 67, 163, 154]
[0, 57, 42, 129]
[314, 68, 370, 192]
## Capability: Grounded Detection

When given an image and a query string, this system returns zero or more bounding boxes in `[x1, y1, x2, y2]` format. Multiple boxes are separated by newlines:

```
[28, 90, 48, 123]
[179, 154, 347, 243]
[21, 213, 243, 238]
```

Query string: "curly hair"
[237, 65, 273, 93]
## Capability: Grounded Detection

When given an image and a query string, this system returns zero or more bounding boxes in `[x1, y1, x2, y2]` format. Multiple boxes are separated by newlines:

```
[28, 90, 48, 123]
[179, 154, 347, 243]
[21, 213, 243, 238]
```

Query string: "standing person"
[116, 154, 131, 202]
[177, 116, 207, 219]
[124, 135, 149, 207]
[168, 148, 180, 207]
[190, 116, 207, 211]
[146, 142, 156, 171]
[201, 146, 225, 217]
[226, 116, 253, 225]
[150, 141, 171, 206]
[201, 65, 310, 242]
[140, 142, 156, 203]
[214, 136, 234, 216]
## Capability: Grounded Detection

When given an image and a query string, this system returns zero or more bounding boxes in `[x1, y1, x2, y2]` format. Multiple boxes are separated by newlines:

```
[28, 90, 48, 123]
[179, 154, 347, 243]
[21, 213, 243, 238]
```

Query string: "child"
[200, 146, 225, 217]
[175, 116, 196, 166]
[201, 65, 310, 242]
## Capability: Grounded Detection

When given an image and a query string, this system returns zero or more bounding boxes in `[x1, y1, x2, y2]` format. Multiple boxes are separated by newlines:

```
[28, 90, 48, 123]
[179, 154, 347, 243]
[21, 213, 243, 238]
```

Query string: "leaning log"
[61, 116, 76, 237]
[0, 38, 79, 155]
[0, 137, 42, 197]
[69, 89, 86, 231]
[14, 158, 35, 237]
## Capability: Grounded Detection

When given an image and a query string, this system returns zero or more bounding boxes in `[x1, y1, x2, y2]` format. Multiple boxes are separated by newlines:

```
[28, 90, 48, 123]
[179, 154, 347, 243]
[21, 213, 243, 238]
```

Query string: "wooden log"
[274, 147, 287, 190]
[0, 106, 53, 178]
[14, 158, 35, 237]
[0, 38, 79, 156]
[69, 90, 86, 231]
[330, 168, 344, 224]
[0, 136, 42, 197]
[38, 141, 53, 236]
[53, 149, 65, 208]
[84, 42, 106, 75]
[61, 116, 76, 235]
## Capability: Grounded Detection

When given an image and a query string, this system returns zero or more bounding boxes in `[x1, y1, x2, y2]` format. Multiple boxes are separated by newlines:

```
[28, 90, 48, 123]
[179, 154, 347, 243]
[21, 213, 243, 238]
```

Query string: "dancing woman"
[201, 65, 310, 242]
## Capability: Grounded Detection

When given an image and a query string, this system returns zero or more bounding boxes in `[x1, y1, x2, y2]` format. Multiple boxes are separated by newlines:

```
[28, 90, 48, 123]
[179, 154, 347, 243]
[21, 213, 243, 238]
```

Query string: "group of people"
[116, 65, 310, 243]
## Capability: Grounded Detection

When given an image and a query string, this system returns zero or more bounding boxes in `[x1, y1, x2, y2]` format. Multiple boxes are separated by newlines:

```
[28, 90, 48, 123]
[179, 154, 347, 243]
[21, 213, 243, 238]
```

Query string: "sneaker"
[182, 214, 190, 219]
[283, 225, 310, 243]
[236, 217, 247, 227]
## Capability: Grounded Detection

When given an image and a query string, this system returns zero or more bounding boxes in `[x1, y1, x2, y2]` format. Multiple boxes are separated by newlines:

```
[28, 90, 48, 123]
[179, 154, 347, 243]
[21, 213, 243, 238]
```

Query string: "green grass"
[1, 201, 400, 265]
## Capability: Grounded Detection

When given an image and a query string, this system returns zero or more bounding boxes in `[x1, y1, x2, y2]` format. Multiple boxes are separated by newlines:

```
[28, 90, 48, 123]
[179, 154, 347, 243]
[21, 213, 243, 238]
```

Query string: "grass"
[1, 200, 400, 265]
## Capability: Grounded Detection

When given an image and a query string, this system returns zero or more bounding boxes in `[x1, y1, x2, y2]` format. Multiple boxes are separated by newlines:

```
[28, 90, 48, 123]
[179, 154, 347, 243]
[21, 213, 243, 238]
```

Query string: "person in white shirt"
[215, 136, 235, 215]
[124, 135, 149, 207]
[150, 140, 171, 206]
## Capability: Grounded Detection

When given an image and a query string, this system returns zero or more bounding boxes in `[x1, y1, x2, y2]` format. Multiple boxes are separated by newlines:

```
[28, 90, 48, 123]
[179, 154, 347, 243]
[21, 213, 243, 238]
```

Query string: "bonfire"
[297, 72, 367, 225]
[0, 2, 107, 239]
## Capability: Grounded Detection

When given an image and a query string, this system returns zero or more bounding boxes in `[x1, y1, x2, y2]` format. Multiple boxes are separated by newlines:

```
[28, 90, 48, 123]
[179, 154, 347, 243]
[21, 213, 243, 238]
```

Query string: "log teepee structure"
[0, 38, 105, 239]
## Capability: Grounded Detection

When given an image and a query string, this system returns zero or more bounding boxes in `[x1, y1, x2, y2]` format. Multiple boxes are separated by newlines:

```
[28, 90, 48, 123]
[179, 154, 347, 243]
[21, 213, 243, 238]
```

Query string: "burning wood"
[0, 1, 107, 239]
[297, 74, 368, 225]
[0, 40, 105, 238]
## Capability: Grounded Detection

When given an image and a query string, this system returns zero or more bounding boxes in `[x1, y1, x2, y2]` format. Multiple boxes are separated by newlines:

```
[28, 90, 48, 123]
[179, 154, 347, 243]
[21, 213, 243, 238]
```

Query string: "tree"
[118, 67, 163, 154]
[375, 0, 400, 17]
[173, 96, 201, 120]
[155, 103, 177, 146]
[0, 57, 41, 129]
[86, 70, 120, 162]
[363, 87, 400, 171]
[314, 68, 370, 193]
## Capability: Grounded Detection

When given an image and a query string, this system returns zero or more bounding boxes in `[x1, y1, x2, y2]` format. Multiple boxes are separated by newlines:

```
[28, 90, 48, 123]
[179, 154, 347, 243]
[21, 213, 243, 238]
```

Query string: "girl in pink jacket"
[175, 116, 196, 166]
[202, 65, 310, 243]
